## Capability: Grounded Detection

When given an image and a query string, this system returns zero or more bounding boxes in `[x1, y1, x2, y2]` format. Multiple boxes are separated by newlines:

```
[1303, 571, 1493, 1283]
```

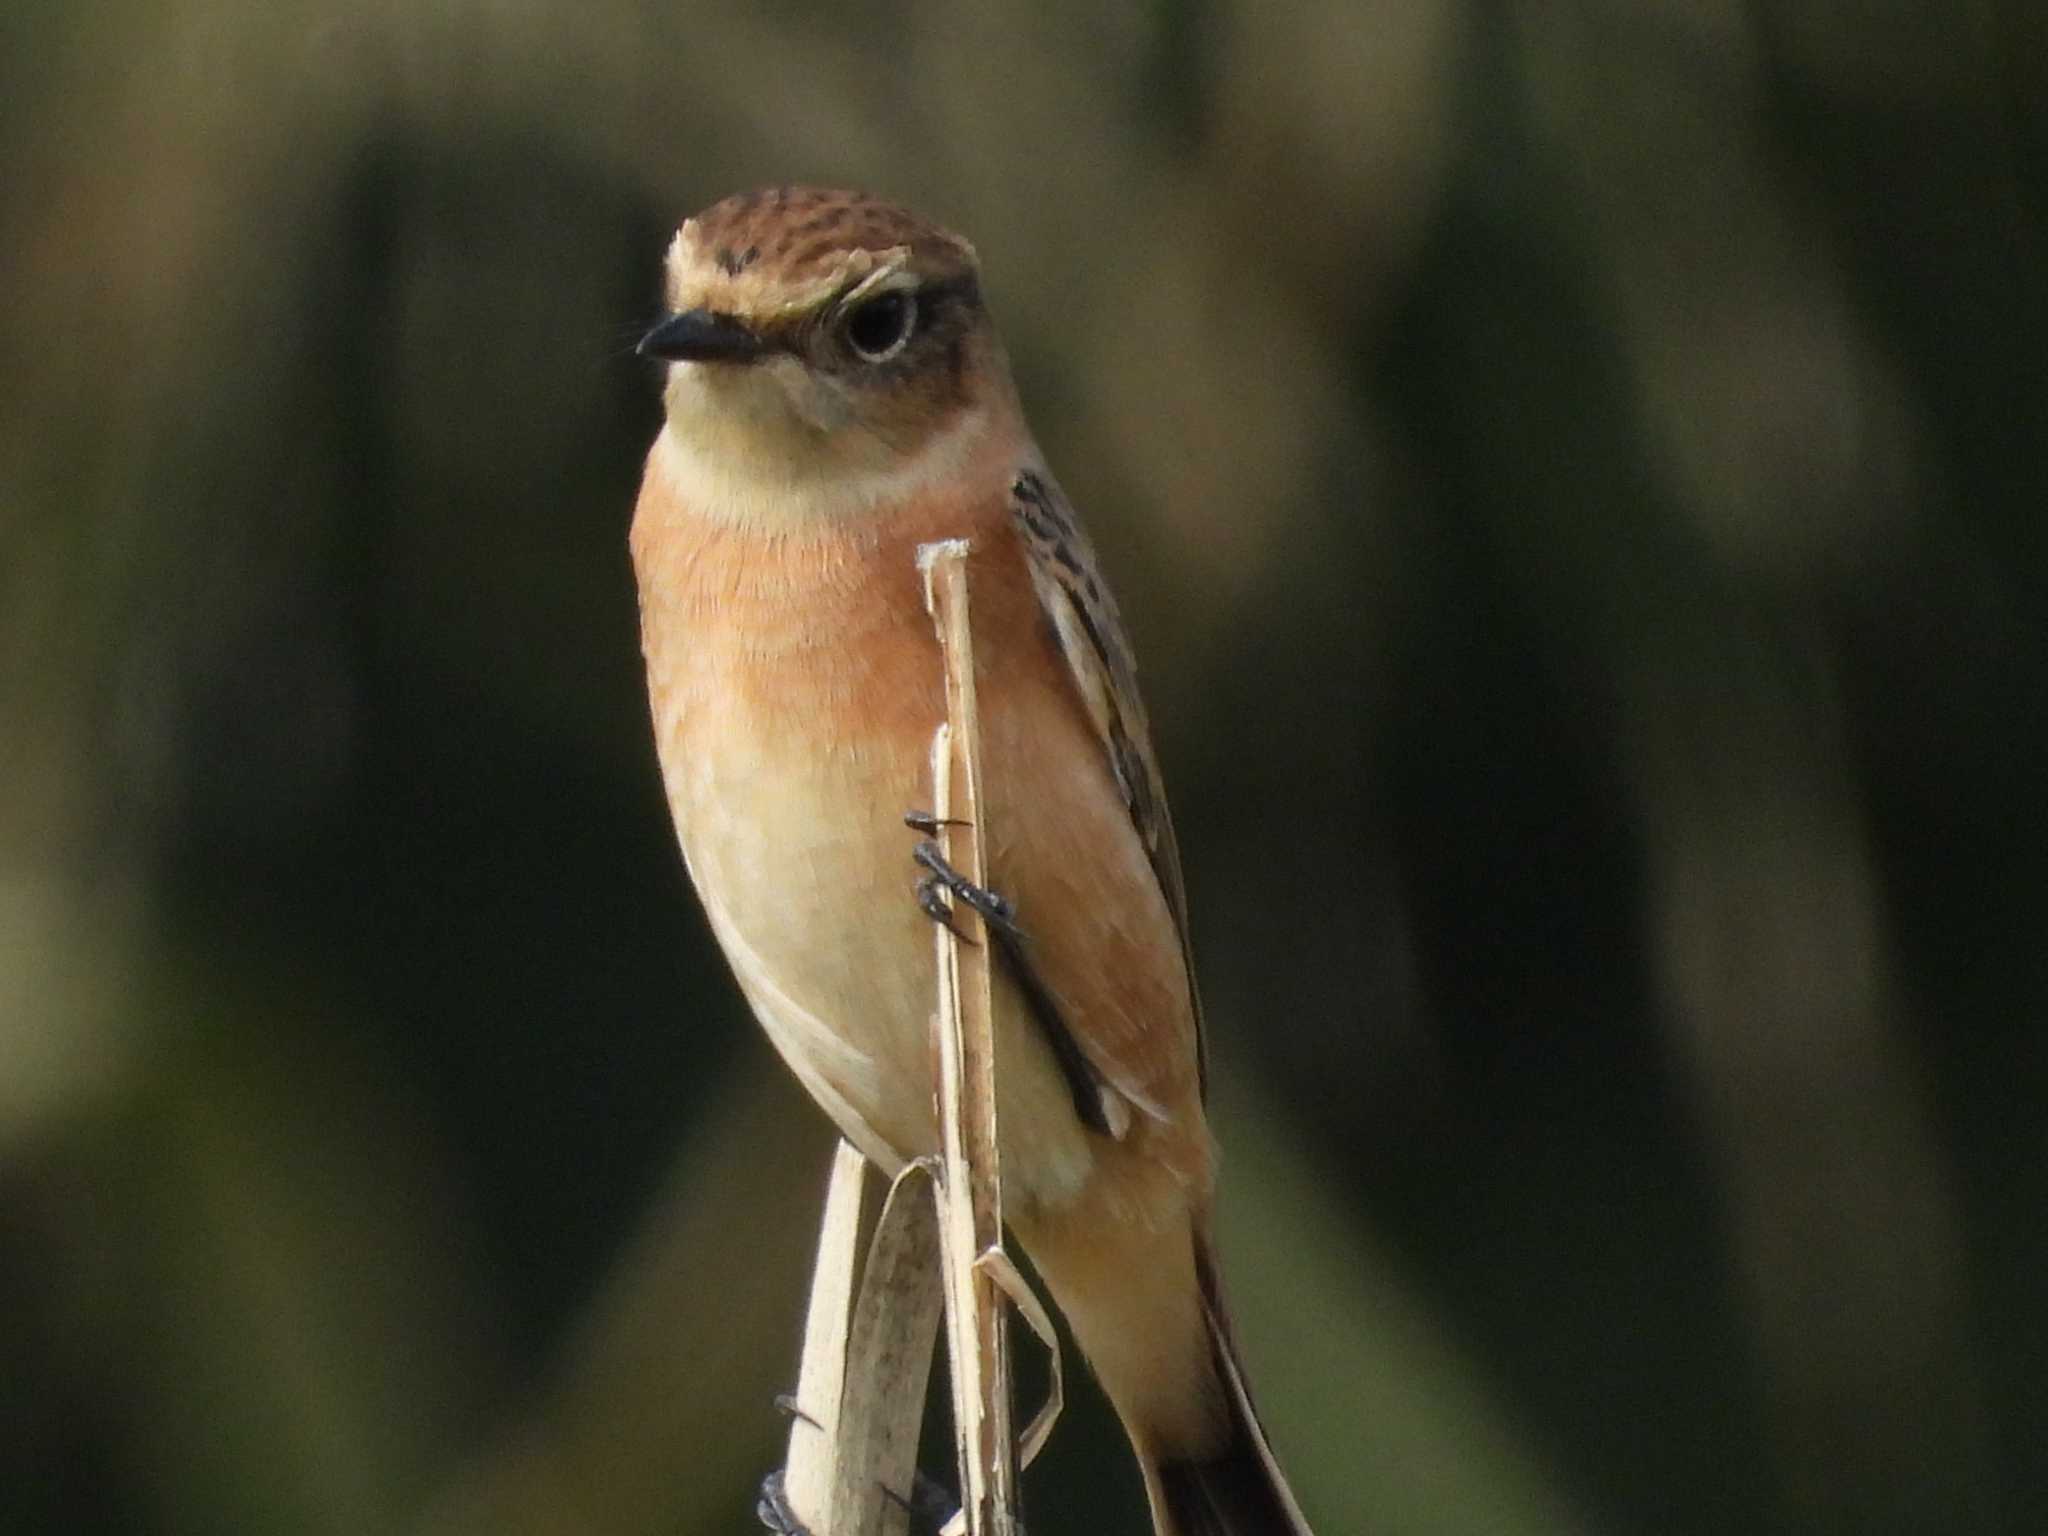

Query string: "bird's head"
[640, 187, 1018, 521]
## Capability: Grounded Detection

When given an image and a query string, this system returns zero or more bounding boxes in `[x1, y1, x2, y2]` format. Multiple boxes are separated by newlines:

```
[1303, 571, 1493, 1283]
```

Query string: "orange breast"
[632, 463, 1206, 1210]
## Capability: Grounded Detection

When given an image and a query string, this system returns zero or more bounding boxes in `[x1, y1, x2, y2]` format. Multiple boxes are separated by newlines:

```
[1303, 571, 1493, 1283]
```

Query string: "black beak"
[637, 308, 766, 364]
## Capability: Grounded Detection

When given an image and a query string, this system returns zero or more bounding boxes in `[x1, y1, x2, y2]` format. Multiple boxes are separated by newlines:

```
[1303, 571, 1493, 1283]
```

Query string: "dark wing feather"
[1008, 470, 1209, 1096]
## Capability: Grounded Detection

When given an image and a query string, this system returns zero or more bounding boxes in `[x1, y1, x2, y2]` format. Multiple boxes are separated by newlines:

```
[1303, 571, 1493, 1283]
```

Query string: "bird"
[629, 185, 1314, 1536]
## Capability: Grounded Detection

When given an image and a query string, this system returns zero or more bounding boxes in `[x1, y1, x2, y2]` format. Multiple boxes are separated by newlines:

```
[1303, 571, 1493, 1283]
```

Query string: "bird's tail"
[1148, 1237, 1315, 1536]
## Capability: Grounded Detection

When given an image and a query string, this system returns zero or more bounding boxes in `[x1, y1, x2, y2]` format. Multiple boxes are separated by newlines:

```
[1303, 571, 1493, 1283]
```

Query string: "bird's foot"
[883, 1469, 968, 1536]
[760, 1466, 971, 1536]
[909, 837, 1023, 943]
[916, 870, 979, 945]
[756, 1470, 811, 1535]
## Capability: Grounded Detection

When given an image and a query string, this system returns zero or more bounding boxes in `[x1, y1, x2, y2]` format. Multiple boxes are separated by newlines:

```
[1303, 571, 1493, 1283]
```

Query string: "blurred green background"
[3, 3, 2042, 1533]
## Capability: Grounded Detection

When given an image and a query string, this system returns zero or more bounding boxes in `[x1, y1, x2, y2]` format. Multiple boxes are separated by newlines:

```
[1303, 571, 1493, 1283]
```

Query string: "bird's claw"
[882, 1469, 969, 1536]
[910, 838, 1022, 941]
[916, 872, 980, 945]
[756, 1470, 811, 1535]
[761, 1465, 967, 1536]
[773, 1392, 820, 1430]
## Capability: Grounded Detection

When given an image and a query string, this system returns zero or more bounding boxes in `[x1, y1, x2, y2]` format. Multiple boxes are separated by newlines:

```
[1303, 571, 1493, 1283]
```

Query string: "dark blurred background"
[3, 3, 2043, 1533]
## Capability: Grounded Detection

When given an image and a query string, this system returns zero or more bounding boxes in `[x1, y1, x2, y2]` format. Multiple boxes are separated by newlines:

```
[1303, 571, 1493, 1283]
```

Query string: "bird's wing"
[1007, 469, 1208, 1097]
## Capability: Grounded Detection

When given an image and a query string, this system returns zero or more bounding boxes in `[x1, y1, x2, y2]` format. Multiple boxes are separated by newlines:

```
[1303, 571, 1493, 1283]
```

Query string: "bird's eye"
[843, 290, 918, 362]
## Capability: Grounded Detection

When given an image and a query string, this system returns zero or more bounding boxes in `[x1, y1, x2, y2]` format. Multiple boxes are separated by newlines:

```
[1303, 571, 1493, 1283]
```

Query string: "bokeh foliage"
[2, 3, 2042, 1533]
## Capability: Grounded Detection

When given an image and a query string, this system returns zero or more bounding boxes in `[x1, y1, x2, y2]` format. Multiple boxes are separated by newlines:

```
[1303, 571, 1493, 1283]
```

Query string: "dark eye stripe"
[918, 273, 981, 316]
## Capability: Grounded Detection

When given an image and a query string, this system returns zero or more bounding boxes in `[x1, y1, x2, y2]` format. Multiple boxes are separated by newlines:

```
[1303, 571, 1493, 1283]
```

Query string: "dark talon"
[773, 1392, 820, 1430]
[757, 1470, 811, 1535]
[908, 836, 1108, 1136]
[881, 1469, 964, 1535]
[903, 810, 971, 836]
[915, 873, 978, 945]
[911, 839, 1024, 940]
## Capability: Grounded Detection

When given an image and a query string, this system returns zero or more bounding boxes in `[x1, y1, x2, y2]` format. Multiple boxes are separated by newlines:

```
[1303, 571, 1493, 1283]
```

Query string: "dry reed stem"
[919, 538, 1022, 1536]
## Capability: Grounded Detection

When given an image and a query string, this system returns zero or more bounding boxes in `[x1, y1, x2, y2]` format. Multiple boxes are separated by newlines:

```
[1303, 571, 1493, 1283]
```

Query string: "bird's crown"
[663, 185, 979, 326]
